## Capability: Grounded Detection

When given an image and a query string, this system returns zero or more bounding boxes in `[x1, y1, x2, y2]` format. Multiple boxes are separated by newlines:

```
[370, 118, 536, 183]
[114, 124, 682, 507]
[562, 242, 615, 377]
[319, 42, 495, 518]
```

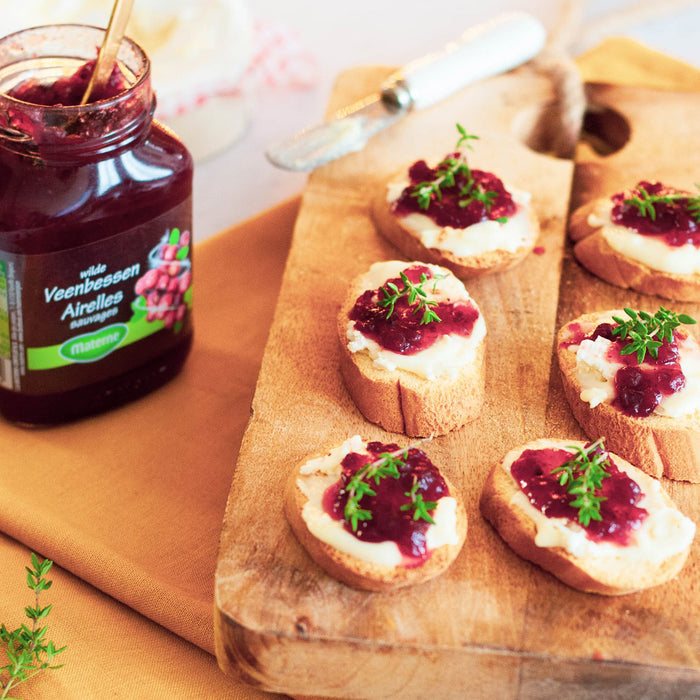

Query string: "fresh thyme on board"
[343, 442, 436, 532]
[378, 271, 442, 325]
[624, 183, 700, 222]
[409, 123, 508, 222]
[400, 478, 437, 524]
[611, 307, 696, 363]
[551, 439, 611, 527]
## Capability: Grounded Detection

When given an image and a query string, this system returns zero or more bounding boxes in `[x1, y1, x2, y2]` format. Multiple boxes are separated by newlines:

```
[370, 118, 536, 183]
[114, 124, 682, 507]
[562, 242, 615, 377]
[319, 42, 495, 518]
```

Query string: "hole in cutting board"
[511, 101, 631, 158]
[579, 102, 631, 156]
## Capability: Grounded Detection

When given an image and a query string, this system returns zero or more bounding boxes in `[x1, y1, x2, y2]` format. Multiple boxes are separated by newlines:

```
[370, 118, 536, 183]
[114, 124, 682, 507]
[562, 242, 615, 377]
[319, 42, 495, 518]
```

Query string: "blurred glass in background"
[3, 0, 257, 160]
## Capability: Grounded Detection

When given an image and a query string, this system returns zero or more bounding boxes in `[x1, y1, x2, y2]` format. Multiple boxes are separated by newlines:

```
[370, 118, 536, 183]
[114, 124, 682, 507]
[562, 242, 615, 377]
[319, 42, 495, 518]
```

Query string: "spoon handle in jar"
[80, 0, 135, 105]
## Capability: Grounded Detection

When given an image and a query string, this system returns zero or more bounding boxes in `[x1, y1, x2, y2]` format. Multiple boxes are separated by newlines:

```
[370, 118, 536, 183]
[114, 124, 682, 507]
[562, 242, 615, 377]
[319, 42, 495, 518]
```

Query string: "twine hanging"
[532, 0, 698, 158]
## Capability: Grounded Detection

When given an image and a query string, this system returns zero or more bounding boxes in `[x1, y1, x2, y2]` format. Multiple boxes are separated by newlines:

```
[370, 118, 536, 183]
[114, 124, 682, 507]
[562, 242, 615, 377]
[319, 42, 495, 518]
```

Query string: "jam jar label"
[0, 260, 10, 388]
[0, 201, 192, 395]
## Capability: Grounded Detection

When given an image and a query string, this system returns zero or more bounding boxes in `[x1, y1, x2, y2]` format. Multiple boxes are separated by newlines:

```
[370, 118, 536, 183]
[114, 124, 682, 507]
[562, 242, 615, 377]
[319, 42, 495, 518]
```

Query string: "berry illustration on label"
[133, 228, 192, 330]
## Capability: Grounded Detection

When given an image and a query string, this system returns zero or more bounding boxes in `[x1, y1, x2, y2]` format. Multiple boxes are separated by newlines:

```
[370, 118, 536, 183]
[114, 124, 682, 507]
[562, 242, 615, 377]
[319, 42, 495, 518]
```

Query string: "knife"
[265, 11, 547, 172]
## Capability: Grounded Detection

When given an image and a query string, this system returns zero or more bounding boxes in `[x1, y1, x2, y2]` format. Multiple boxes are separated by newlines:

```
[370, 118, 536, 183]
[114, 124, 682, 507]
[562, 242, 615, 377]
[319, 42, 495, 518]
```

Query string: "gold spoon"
[80, 0, 135, 105]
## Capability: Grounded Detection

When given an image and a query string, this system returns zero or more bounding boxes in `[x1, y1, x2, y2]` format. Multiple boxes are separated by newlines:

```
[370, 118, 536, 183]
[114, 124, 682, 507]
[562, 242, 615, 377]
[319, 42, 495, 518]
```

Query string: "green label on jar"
[2, 201, 193, 396]
[27, 323, 129, 368]
[61, 324, 128, 363]
[0, 261, 10, 387]
[0, 260, 9, 357]
[26, 282, 193, 370]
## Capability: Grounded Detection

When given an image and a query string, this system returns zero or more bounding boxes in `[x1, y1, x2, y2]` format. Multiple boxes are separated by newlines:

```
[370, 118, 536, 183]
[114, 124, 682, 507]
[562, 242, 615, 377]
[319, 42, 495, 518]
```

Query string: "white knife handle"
[386, 12, 547, 111]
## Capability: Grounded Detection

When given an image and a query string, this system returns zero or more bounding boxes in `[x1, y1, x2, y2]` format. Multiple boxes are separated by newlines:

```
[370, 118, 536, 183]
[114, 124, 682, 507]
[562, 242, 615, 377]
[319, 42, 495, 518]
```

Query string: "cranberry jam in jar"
[0, 25, 193, 424]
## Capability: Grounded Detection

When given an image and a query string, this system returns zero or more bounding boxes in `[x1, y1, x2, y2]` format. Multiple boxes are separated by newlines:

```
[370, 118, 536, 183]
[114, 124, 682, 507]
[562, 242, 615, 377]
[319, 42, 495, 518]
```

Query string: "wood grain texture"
[214, 69, 700, 698]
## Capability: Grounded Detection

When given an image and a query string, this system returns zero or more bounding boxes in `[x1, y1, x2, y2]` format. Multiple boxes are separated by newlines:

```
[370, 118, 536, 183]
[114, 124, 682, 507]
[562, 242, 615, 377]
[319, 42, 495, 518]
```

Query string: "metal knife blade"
[266, 11, 547, 172]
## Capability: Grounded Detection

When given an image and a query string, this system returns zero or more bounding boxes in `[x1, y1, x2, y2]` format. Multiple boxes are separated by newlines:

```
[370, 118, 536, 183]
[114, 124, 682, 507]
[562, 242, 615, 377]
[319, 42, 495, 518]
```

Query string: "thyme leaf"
[343, 438, 434, 532]
[624, 183, 700, 223]
[399, 477, 437, 524]
[378, 271, 441, 325]
[344, 449, 403, 532]
[551, 439, 611, 527]
[611, 307, 696, 363]
[409, 124, 507, 221]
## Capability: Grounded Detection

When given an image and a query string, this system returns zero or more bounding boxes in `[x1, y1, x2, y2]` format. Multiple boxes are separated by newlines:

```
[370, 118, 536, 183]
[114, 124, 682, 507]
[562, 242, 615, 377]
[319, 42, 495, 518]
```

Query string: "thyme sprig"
[400, 477, 437, 524]
[624, 183, 700, 222]
[611, 307, 696, 363]
[378, 271, 441, 325]
[410, 124, 508, 222]
[0, 553, 66, 699]
[344, 450, 402, 532]
[551, 439, 611, 527]
[343, 439, 434, 532]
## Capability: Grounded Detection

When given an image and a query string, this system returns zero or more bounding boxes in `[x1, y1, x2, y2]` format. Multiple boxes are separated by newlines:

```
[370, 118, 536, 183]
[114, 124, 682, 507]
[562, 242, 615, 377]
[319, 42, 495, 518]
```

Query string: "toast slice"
[557, 310, 700, 482]
[338, 260, 485, 437]
[570, 196, 700, 302]
[285, 435, 468, 591]
[372, 180, 539, 279]
[480, 438, 696, 595]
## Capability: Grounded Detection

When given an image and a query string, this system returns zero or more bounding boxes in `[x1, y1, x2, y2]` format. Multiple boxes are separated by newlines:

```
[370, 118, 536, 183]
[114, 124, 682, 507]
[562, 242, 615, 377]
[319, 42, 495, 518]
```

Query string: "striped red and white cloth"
[3, 2, 317, 119]
[162, 19, 318, 119]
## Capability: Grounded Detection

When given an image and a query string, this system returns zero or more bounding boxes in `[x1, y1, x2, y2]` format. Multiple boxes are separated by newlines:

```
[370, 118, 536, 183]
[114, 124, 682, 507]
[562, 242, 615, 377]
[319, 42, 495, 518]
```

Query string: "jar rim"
[0, 23, 151, 113]
[0, 24, 154, 161]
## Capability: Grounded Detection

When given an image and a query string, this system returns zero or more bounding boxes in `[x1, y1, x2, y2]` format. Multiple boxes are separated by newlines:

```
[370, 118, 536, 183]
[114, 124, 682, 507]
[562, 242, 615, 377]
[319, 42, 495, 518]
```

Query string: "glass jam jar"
[0, 25, 194, 425]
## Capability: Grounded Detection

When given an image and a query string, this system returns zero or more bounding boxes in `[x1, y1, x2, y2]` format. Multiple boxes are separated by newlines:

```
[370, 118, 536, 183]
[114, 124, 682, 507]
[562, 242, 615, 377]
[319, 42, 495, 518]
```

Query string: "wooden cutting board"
[214, 65, 700, 698]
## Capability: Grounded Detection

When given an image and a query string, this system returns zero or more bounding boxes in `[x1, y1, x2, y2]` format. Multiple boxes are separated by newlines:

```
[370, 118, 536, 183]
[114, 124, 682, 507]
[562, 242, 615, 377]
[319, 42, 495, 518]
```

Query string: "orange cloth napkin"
[0, 534, 272, 698]
[0, 196, 299, 698]
[0, 37, 698, 700]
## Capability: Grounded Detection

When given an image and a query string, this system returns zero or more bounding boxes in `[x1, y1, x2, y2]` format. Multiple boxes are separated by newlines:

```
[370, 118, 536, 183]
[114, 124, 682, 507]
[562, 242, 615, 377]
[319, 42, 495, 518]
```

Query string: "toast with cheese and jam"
[556, 307, 700, 482]
[338, 259, 485, 437]
[480, 437, 696, 595]
[285, 435, 467, 591]
[570, 181, 700, 301]
[371, 125, 540, 279]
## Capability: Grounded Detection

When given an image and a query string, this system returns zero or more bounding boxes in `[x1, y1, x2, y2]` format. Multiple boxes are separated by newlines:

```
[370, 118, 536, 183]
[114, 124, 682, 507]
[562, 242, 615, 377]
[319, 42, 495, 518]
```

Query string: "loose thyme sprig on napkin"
[611, 307, 696, 363]
[551, 439, 611, 526]
[0, 553, 66, 700]
[378, 271, 441, 325]
[624, 183, 700, 222]
[343, 440, 435, 532]
[410, 123, 508, 222]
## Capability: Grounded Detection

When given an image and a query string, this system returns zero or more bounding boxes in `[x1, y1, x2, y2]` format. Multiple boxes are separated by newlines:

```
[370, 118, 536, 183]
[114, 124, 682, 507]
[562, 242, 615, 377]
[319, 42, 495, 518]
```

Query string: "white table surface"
[190, 0, 700, 243]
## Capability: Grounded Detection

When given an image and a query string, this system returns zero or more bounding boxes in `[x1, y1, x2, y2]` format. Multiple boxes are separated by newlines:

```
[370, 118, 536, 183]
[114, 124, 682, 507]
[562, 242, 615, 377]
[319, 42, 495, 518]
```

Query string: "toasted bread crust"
[480, 438, 694, 595]
[338, 264, 485, 437]
[568, 200, 598, 243]
[285, 451, 468, 591]
[556, 312, 700, 482]
[569, 199, 700, 302]
[371, 183, 539, 279]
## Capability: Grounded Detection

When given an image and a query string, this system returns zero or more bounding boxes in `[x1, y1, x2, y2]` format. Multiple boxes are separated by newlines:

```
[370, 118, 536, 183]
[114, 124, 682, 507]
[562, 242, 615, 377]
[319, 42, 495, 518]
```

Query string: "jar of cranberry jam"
[0, 25, 193, 424]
